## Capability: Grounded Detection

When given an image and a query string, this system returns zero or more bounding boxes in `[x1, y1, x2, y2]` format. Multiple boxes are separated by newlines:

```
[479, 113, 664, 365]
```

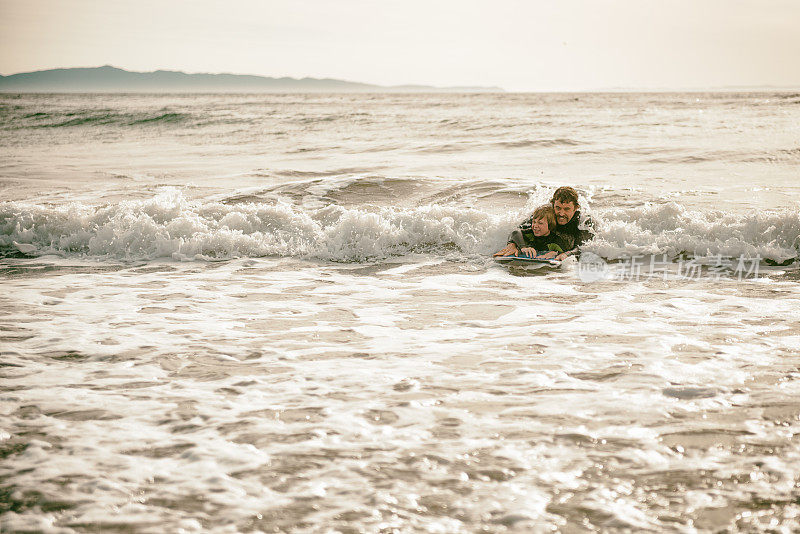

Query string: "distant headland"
[0, 66, 505, 93]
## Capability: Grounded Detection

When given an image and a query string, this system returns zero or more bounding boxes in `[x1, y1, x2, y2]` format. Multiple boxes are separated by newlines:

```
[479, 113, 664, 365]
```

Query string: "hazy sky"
[1, 0, 798, 91]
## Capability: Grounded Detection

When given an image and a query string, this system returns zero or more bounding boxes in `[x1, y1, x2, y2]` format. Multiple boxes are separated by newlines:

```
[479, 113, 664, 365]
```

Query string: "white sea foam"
[3, 189, 798, 263]
[4, 255, 800, 532]
[0, 188, 510, 262]
[585, 201, 800, 261]
[3, 92, 800, 533]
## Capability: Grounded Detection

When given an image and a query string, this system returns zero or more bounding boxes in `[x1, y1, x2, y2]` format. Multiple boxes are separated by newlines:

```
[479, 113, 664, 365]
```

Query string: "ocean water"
[1, 92, 800, 533]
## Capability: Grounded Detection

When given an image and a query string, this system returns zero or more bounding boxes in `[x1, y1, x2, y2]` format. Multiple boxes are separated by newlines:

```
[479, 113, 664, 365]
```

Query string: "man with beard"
[494, 186, 595, 261]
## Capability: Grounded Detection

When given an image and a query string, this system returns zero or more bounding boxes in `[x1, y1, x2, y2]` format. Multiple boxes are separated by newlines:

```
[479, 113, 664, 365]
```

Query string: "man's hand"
[520, 247, 537, 257]
[555, 252, 569, 261]
[540, 251, 557, 259]
[493, 243, 519, 257]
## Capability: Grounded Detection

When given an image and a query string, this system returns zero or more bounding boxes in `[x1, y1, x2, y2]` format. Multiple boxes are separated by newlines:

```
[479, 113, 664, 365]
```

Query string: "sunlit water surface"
[2, 92, 800, 532]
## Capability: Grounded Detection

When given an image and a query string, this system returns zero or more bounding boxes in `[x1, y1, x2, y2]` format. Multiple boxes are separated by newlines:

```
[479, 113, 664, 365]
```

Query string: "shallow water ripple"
[2, 257, 800, 532]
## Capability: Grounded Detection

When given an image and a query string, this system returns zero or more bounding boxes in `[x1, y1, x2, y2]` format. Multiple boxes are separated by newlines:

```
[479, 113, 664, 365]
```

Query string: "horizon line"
[2, 65, 799, 93]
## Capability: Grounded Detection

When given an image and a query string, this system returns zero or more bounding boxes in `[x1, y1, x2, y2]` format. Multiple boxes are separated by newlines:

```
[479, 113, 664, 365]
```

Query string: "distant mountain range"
[0, 66, 504, 93]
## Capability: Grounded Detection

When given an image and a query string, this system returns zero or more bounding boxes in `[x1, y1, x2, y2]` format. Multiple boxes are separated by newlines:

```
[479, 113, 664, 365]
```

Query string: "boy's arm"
[494, 214, 535, 256]
[507, 229, 527, 251]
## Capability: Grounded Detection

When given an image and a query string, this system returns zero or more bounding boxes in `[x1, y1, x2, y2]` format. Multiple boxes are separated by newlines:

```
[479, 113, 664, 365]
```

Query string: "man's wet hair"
[532, 205, 556, 231]
[551, 186, 580, 208]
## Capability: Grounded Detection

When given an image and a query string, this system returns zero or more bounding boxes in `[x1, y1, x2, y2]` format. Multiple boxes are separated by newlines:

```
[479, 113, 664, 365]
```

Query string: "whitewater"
[1, 92, 800, 533]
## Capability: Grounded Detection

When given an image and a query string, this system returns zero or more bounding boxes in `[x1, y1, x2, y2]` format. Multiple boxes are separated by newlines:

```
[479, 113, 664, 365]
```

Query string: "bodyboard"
[494, 254, 562, 268]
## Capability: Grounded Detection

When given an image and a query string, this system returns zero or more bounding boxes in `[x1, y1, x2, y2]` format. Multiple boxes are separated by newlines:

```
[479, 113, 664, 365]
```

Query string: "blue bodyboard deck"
[494, 254, 562, 267]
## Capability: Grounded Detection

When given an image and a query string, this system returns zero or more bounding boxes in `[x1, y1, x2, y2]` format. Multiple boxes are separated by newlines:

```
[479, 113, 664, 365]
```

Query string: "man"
[494, 186, 595, 261]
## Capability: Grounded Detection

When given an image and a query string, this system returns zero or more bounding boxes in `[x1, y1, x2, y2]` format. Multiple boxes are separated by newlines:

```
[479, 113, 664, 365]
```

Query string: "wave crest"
[2, 109, 192, 129]
[585, 202, 800, 262]
[2, 191, 798, 263]
[0, 190, 506, 262]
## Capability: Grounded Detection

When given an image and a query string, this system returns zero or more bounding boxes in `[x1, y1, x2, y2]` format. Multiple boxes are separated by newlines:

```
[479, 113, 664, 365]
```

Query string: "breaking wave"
[584, 202, 800, 262]
[0, 189, 509, 262]
[1, 189, 798, 263]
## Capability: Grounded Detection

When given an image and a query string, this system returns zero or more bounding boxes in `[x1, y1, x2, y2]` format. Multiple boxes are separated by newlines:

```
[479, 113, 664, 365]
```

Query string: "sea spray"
[1, 189, 510, 261]
[2, 189, 798, 262]
[584, 202, 800, 262]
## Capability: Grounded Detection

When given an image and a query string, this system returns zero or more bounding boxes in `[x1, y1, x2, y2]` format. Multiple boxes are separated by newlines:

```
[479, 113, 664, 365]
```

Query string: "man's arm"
[576, 215, 597, 247]
[555, 248, 578, 261]
[552, 232, 576, 261]
[555, 216, 597, 260]
[493, 242, 519, 256]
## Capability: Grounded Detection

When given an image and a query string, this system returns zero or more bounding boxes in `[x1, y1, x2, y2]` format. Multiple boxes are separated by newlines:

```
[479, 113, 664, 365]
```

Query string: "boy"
[493, 205, 569, 258]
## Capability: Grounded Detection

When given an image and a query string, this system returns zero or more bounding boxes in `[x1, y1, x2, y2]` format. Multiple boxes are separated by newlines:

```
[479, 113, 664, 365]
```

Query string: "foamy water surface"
[2, 92, 800, 532]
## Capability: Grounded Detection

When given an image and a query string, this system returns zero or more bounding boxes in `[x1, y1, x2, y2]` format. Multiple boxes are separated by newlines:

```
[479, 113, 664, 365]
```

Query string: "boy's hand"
[540, 251, 557, 259]
[520, 247, 537, 257]
[493, 243, 519, 257]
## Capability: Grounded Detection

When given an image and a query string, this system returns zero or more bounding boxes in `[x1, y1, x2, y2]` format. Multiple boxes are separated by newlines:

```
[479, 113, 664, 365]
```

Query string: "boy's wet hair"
[551, 186, 580, 208]
[532, 205, 556, 231]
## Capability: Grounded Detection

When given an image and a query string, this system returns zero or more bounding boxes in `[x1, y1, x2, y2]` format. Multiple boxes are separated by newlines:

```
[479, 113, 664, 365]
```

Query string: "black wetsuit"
[507, 228, 570, 255]
[555, 210, 596, 252]
[507, 210, 595, 255]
